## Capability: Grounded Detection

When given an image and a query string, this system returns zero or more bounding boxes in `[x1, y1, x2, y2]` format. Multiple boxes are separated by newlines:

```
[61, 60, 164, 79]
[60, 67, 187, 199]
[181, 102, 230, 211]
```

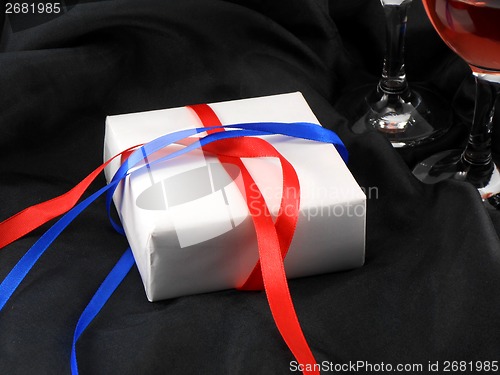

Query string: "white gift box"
[104, 92, 365, 301]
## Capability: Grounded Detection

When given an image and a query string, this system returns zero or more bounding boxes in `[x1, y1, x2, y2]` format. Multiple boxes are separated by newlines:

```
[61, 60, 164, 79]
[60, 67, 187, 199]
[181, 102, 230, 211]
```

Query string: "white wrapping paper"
[104, 92, 365, 301]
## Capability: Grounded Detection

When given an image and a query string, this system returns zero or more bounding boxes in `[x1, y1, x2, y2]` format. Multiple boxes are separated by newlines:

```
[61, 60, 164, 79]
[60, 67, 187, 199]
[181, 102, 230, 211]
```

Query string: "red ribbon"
[0, 105, 319, 374]
[189, 104, 318, 374]
[0, 145, 141, 250]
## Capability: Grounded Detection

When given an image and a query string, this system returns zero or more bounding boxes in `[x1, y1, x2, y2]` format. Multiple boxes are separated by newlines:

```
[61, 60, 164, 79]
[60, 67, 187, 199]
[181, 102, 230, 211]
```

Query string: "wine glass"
[335, 0, 451, 148]
[412, 0, 500, 200]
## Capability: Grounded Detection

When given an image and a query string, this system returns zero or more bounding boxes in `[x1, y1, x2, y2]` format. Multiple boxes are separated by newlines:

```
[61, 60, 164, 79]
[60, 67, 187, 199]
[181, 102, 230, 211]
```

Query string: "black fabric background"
[1, 1, 500, 374]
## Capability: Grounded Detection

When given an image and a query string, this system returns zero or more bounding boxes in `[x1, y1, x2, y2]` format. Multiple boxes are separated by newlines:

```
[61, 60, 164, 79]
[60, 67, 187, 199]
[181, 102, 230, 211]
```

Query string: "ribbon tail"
[71, 248, 135, 375]
[0, 145, 141, 250]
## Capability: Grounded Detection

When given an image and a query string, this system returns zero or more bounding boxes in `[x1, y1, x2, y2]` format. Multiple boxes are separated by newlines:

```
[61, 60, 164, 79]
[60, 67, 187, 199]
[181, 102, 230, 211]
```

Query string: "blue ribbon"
[0, 121, 347, 374]
[70, 248, 135, 374]
[105, 123, 347, 234]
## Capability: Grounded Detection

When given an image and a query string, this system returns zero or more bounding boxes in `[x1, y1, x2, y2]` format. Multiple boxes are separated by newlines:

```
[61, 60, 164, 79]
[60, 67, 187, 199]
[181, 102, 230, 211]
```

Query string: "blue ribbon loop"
[0, 121, 347, 375]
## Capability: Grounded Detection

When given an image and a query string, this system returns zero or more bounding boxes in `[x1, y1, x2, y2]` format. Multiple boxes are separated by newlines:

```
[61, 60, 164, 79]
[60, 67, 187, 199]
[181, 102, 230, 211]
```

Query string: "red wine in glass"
[413, 0, 500, 200]
[423, 0, 500, 72]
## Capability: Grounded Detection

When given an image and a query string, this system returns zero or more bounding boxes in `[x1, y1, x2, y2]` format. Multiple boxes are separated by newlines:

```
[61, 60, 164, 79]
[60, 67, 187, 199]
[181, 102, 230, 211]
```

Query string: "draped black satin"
[0, 1, 499, 374]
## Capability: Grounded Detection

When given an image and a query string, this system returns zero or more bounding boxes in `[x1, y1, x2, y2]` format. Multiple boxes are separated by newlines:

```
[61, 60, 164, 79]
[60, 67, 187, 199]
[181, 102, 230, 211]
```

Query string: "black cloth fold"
[1, 1, 499, 374]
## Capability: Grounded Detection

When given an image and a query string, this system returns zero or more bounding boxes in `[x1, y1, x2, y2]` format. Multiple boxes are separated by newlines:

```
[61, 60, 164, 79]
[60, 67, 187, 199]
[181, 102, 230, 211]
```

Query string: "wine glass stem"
[461, 75, 500, 168]
[379, 1, 412, 96]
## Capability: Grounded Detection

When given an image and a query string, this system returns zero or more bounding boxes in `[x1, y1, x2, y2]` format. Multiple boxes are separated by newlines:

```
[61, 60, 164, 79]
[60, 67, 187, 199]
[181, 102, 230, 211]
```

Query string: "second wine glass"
[413, 0, 500, 201]
[336, 0, 451, 148]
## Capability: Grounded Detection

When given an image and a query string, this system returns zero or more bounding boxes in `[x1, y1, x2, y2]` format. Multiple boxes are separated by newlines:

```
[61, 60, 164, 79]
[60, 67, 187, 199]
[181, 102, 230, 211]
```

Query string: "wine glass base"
[412, 149, 500, 200]
[335, 83, 452, 148]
